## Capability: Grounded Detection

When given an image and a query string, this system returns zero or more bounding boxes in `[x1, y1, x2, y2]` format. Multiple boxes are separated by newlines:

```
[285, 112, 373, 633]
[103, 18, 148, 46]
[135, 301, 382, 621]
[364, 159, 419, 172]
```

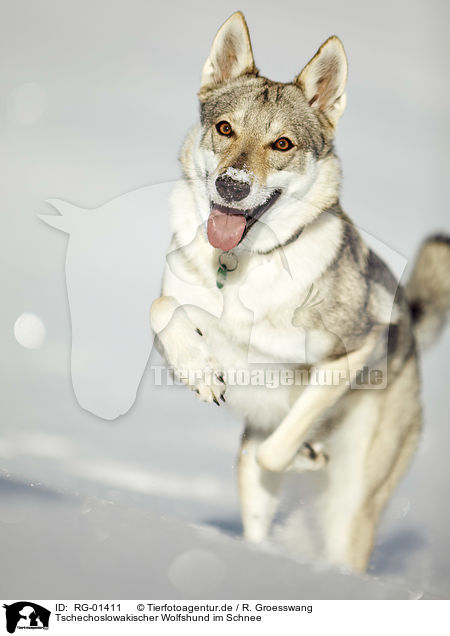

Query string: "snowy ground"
[0, 478, 434, 600]
[1, 0, 449, 600]
[1, 338, 449, 599]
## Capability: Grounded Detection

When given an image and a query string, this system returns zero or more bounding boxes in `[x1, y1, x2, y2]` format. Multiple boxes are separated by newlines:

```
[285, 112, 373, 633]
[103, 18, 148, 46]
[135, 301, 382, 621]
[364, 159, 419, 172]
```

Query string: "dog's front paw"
[169, 331, 226, 405]
[256, 441, 288, 473]
[256, 439, 328, 473]
[152, 298, 227, 405]
[189, 368, 226, 405]
[286, 443, 329, 473]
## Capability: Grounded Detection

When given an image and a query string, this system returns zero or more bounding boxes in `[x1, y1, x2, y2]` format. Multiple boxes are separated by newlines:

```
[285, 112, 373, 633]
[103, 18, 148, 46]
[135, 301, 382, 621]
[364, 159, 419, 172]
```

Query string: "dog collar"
[216, 251, 238, 289]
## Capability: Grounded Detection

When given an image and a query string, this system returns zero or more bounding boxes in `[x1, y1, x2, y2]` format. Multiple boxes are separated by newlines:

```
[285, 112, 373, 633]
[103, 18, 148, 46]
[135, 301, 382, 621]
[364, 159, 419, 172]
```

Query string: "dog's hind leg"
[318, 357, 421, 572]
[238, 424, 285, 543]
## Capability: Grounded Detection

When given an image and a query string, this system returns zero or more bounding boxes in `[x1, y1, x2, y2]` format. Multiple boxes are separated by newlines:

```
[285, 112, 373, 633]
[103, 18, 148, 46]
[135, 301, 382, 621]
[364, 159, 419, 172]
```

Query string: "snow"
[0, 476, 431, 600]
[1, 340, 449, 599]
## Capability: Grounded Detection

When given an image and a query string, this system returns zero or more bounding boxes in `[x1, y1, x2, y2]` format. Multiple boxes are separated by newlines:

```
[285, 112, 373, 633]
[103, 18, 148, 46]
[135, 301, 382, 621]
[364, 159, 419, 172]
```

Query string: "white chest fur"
[164, 238, 339, 369]
[160, 197, 344, 428]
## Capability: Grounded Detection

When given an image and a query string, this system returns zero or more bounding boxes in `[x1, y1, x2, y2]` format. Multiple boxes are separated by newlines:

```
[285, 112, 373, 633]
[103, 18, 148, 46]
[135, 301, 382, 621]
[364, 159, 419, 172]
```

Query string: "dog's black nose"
[215, 174, 250, 203]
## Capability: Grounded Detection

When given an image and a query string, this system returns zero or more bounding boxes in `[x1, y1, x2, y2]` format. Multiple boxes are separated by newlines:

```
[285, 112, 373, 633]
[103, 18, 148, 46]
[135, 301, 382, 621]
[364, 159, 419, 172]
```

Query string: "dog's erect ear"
[295, 36, 348, 126]
[200, 12, 256, 93]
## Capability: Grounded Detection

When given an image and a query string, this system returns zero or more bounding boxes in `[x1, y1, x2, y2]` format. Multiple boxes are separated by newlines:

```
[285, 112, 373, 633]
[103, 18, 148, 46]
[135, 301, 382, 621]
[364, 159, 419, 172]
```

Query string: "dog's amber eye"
[216, 121, 233, 136]
[272, 137, 294, 151]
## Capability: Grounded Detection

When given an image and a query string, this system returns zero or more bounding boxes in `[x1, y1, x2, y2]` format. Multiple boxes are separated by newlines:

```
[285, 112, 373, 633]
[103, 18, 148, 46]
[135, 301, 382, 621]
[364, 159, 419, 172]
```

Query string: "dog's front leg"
[150, 295, 225, 403]
[257, 331, 382, 472]
[238, 425, 285, 543]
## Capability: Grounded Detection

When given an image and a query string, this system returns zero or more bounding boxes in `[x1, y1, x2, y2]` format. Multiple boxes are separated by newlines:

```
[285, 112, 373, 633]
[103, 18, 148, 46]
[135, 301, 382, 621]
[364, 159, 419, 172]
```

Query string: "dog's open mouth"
[207, 189, 281, 251]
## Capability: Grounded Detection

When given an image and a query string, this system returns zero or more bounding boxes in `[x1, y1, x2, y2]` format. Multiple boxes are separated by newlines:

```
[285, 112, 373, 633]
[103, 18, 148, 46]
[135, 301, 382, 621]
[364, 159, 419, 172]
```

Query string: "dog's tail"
[405, 234, 450, 351]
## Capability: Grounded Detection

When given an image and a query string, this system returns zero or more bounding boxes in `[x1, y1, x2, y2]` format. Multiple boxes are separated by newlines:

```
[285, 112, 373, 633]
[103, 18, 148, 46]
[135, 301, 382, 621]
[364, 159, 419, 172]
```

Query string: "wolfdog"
[151, 12, 450, 571]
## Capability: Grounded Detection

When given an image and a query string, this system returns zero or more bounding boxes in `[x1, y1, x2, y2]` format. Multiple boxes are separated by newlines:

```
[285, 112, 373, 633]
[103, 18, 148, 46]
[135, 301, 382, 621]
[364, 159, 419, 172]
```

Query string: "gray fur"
[405, 235, 450, 349]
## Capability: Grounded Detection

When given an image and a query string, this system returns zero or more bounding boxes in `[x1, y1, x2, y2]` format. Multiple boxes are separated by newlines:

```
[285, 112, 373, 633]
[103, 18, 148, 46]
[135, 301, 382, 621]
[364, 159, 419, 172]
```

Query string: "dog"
[150, 11, 450, 572]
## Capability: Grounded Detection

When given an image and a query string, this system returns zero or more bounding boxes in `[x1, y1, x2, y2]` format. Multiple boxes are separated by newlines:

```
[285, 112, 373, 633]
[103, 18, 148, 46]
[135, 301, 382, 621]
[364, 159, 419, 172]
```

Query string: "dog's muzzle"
[215, 174, 251, 203]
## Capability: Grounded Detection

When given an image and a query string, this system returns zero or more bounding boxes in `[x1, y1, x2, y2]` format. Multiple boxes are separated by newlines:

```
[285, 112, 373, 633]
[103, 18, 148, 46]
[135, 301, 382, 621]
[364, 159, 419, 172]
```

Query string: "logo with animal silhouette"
[3, 602, 50, 633]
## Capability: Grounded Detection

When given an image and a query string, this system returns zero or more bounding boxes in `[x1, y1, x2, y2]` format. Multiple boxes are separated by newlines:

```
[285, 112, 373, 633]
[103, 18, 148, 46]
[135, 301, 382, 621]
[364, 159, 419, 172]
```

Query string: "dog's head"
[184, 12, 347, 254]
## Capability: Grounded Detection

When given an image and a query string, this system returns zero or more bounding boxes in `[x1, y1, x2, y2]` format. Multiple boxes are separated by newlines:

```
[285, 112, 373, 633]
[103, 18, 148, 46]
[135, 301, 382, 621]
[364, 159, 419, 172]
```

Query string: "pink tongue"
[207, 207, 246, 251]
